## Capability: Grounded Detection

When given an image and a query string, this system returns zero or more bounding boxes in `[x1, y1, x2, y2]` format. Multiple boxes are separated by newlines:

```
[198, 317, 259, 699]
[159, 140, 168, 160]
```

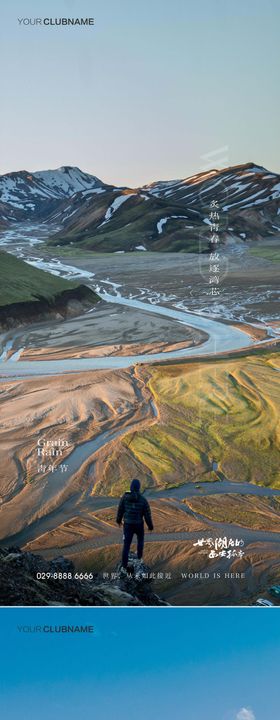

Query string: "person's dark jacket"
[116, 490, 153, 530]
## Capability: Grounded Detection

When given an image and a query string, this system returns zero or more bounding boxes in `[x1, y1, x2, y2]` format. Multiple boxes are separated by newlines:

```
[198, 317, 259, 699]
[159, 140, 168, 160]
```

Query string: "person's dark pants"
[122, 522, 144, 568]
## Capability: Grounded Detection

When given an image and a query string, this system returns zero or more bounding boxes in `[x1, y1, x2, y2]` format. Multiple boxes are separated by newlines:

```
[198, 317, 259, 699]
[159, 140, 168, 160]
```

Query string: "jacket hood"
[130, 478, 141, 492]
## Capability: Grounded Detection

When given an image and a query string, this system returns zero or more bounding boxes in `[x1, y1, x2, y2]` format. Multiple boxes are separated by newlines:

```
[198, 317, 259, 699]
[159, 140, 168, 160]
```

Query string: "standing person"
[116, 479, 154, 571]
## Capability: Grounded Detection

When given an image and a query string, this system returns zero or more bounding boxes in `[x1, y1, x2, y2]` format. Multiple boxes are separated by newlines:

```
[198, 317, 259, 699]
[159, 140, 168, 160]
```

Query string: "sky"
[0, 607, 278, 720]
[0, 0, 279, 185]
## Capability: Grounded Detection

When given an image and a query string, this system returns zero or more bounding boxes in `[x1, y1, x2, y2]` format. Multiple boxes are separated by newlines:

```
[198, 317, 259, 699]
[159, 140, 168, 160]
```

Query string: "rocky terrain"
[0, 547, 167, 606]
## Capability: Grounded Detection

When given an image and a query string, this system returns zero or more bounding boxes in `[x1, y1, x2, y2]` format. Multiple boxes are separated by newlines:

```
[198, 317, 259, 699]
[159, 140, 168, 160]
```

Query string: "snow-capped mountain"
[33, 166, 106, 198]
[45, 162, 280, 252]
[144, 163, 280, 212]
[0, 166, 106, 217]
[0, 163, 279, 252]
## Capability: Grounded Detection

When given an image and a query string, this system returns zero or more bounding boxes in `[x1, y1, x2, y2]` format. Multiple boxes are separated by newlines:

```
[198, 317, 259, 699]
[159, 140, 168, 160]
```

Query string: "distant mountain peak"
[0, 166, 105, 211]
[33, 166, 104, 195]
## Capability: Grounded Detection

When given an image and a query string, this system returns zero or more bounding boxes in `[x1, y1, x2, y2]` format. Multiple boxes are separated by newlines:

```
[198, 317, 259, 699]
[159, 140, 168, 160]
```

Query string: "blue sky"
[0, 608, 279, 719]
[0, 0, 279, 184]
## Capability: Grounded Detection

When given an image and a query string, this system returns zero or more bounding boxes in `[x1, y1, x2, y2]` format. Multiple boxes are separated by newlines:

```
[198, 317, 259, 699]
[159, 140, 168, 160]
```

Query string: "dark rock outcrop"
[0, 547, 168, 606]
[0, 285, 99, 331]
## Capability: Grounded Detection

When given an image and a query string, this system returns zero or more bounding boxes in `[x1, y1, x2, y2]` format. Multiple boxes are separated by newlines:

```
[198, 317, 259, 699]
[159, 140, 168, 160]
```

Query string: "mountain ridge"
[0, 163, 279, 252]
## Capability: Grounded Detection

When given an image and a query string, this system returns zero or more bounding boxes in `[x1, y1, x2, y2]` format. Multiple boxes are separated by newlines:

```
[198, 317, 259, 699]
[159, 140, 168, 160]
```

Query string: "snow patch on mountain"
[98, 194, 136, 227]
[157, 215, 188, 234]
[81, 188, 106, 197]
[0, 174, 53, 205]
[61, 208, 79, 223]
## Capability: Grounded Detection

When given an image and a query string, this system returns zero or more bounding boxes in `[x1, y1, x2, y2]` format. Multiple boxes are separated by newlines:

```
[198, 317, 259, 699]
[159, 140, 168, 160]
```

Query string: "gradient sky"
[0, 608, 279, 720]
[1, 0, 279, 185]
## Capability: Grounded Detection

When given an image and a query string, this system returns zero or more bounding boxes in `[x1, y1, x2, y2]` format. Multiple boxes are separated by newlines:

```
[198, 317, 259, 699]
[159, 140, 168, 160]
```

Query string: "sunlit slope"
[103, 353, 280, 490]
[187, 494, 280, 531]
[0, 251, 98, 306]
